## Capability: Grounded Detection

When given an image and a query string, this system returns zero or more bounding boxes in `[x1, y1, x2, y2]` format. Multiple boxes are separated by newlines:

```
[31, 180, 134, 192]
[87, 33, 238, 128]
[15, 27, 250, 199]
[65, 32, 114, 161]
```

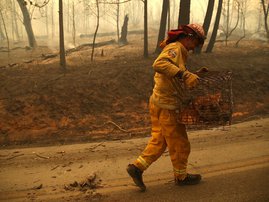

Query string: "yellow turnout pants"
[134, 101, 190, 180]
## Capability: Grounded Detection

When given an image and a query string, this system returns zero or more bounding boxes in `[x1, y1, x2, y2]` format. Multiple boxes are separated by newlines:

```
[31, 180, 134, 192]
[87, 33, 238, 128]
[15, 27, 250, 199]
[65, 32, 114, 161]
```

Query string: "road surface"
[0, 118, 269, 201]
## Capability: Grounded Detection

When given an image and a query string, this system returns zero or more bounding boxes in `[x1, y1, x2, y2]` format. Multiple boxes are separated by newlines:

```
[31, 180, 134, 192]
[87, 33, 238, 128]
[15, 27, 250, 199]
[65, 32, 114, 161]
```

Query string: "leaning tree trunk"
[206, 0, 223, 53]
[144, 0, 148, 58]
[155, 0, 169, 53]
[59, 0, 66, 70]
[235, 9, 246, 47]
[91, 0, 100, 61]
[0, 8, 9, 54]
[17, 0, 37, 48]
[196, 0, 215, 53]
[0, 24, 6, 40]
[178, 0, 190, 27]
[261, 0, 269, 40]
[203, 0, 215, 36]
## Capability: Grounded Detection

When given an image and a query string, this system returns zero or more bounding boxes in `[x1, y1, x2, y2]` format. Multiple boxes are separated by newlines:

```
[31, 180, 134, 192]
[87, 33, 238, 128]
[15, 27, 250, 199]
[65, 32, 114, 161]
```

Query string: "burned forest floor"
[0, 36, 269, 146]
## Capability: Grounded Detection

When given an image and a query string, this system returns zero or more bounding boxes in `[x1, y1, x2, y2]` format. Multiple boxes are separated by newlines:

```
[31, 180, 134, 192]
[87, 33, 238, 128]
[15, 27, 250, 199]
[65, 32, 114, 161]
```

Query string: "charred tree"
[0, 7, 9, 53]
[196, 0, 215, 53]
[167, 0, 170, 31]
[203, 0, 215, 37]
[91, 0, 100, 61]
[222, 0, 240, 46]
[59, 0, 66, 70]
[45, 3, 49, 37]
[17, 0, 37, 48]
[261, 0, 269, 40]
[51, 1, 55, 38]
[0, 24, 6, 40]
[235, 1, 246, 47]
[155, 0, 169, 53]
[206, 0, 223, 53]
[144, 0, 148, 57]
[72, 1, 76, 47]
[67, 0, 70, 32]
[119, 14, 129, 45]
[100, 0, 131, 43]
[178, 0, 190, 26]
[116, 0, 120, 42]
[12, 0, 20, 41]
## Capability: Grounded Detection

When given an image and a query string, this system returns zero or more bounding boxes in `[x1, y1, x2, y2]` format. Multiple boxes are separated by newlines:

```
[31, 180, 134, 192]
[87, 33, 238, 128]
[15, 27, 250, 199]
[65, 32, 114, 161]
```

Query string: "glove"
[182, 70, 200, 89]
[196, 66, 209, 73]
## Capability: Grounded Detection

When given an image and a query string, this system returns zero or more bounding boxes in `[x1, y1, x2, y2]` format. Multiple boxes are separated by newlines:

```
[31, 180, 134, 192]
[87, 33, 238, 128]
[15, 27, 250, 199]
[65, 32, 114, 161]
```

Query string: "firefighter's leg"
[133, 102, 167, 171]
[160, 109, 191, 181]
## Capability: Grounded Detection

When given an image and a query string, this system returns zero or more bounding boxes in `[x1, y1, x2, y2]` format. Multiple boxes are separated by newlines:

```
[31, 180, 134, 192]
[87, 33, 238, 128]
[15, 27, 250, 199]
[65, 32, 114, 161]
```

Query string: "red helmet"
[182, 24, 206, 44]
[159, 24, 206, 48]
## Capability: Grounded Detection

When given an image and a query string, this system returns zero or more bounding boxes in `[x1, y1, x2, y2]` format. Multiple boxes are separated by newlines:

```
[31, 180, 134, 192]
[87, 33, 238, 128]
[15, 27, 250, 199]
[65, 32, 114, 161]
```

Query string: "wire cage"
[171, 71, 233, 127]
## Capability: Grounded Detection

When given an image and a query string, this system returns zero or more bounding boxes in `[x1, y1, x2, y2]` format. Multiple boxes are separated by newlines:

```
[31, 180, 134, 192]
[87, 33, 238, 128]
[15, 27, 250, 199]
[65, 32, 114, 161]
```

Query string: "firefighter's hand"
[183, 70, 200, 89]
[196, 66, 209, 73]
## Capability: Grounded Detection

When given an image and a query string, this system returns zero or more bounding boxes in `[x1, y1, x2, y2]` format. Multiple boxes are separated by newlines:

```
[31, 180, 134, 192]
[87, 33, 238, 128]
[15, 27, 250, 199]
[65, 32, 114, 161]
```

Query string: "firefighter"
[127, 24, 206, 192]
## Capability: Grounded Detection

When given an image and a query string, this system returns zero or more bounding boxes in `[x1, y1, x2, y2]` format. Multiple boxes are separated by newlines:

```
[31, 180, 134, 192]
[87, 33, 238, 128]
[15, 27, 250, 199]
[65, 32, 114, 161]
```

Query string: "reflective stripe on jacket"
[151, 41, 188, 110]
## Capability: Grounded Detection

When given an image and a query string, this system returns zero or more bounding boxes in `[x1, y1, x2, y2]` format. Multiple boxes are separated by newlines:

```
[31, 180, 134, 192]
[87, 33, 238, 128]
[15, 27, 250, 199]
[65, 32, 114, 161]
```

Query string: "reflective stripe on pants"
[134, 101, 190, 180]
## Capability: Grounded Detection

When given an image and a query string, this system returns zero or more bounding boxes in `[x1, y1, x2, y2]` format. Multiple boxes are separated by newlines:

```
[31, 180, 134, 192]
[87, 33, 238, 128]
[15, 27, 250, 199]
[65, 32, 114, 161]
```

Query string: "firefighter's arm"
[181, 70, 200, 89]
[152, 46, 186, 78]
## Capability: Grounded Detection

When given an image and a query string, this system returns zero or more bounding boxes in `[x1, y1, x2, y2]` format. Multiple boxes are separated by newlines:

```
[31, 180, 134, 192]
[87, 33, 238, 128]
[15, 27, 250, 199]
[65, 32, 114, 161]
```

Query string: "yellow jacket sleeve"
[152, 42, 187, 78]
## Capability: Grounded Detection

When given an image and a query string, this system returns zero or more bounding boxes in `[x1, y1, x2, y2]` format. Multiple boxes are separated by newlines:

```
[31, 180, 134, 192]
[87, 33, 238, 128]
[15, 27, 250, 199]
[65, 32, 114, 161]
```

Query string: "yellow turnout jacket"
[151, 41, 188, 110]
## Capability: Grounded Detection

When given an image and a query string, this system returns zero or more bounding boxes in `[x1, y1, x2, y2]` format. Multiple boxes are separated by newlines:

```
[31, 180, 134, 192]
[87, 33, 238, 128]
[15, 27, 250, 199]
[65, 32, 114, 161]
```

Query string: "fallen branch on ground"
[41, 53, 58, 60]
[66, 39, 116, 55]
[87, 142, 104, 151]
[105, 121, 129, 133]
[33, 152, 50, 159]
[51, 165, 60, 171]
[5, 154, 24, 160]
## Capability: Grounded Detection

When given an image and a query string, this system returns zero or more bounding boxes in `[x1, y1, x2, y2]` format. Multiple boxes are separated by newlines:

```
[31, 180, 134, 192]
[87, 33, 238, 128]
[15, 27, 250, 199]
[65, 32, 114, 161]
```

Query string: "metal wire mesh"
[173, 71, 233, 127]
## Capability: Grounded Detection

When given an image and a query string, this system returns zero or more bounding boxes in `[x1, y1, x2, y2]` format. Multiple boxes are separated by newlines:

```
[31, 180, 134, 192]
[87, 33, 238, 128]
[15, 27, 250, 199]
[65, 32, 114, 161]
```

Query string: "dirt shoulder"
[0, 118, 268, 201]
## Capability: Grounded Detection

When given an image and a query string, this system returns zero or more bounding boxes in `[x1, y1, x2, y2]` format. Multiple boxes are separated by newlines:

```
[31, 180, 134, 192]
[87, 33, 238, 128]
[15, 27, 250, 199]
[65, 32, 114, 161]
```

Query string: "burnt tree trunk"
[59, 0, 66, 70]
[206, 0, 223, 53]
[178, 0, 190, 26]
[72, 1, 76, 47]
[203, 0, 215, 37]
[0, 24, 6, 40]
[155, 0, 169, 53]
[119, 14, 129, 45]
[51, 1, 55, 38]
[116, 0, 120, 42]
[17, 0, 37, 47]
[196, 0, 215, 53]
[91, 0, 100, 61]
[12, 0, 20, 41]
[167, 0, 170, 31]
[261, 0, 269, 40]
[0, 8, 9, 53]
[45, 4, 49, 37]
[144, 0, 148, 57]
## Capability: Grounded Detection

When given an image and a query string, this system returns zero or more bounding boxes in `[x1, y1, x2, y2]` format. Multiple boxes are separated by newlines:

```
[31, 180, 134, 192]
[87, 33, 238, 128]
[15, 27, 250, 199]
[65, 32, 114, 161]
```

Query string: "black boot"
[126, 164, 146, 192]
[175, 173, 202, 186]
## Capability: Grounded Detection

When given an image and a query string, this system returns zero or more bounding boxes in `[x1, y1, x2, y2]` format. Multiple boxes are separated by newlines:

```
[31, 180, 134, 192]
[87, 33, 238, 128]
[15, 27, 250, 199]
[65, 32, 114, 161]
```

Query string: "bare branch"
[27, 0, 50, 8]
[228, 1, 240, 37]
[99, 0, 131, 4]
